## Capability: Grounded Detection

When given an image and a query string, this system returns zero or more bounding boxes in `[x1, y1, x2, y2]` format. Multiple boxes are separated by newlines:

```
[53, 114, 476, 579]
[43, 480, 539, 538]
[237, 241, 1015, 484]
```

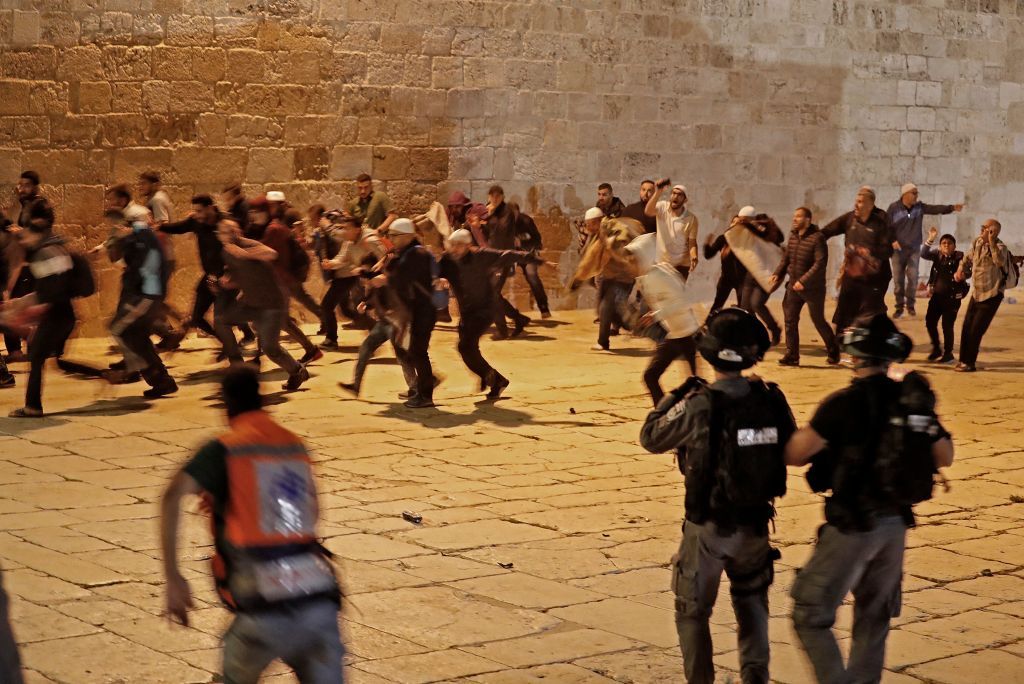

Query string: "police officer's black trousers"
[457, 311, 495, 381]
[833, 275, 888, 334]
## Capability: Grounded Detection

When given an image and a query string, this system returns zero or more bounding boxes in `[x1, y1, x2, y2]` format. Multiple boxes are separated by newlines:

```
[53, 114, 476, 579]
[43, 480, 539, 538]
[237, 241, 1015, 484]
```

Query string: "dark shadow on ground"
[54, 396, 155, 416]
[374, 401, 598, 429]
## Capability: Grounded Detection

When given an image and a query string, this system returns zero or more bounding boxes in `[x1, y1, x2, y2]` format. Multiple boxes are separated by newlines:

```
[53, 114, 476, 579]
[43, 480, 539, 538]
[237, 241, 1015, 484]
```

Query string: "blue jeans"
[352, 319, 416, 392]
[222, 599, 344, 684]
[891, 249, 920, 311]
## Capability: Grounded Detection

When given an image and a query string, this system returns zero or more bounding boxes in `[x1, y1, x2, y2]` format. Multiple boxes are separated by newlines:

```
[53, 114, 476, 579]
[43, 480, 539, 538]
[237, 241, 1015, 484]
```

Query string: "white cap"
[388, 218, 416, 235]
[672, 184, 687, 195]
[900, 183, 918, 195]
[448, 228, 473, 244]
[584, 207, 604, 221]
[266, 191, 286, 202]
[738, 205, 756, 218]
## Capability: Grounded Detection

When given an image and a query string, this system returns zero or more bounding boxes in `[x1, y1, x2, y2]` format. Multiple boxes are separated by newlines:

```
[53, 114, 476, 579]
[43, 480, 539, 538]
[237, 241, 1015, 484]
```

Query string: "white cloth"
[654, 202, 698, 268]
[724, 224, 783, 292]
[421, 201, 451, 238]
[638, 263, 701, 339]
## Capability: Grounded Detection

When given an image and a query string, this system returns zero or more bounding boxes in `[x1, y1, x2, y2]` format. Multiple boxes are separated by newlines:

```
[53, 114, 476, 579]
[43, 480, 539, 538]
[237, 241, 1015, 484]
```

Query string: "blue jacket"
[887, 200, 955, 250]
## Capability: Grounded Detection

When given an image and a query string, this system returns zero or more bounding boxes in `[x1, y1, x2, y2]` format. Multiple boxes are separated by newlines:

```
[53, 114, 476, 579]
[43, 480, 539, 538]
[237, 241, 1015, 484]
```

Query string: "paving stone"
[901, 609, 1022, 648]
[353, 648, 503, 684]
[397, 519, 559, 551]
[908, 649, 1024, 683]
[7, 600, 101, 643]
[945, 574, 1024, 601]
[550, 599, 677, 648]
[20, 632, 210, 683]
[464, 662, 620, 682]
[903, 546, 1012, 582]
[448, 573, 604, 609]
[463, 627, 637, 668]
[325, 533, 430, 561]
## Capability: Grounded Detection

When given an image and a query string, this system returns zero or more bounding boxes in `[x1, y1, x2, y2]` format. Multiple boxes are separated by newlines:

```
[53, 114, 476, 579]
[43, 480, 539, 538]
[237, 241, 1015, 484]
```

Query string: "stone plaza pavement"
[1, 302, 1023, 684]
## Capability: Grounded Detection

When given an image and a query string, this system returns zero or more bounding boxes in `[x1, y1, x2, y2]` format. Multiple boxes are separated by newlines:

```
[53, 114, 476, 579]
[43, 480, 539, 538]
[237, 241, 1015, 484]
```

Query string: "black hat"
[697, 307, 770, 371]
[840, 313, 913, 363]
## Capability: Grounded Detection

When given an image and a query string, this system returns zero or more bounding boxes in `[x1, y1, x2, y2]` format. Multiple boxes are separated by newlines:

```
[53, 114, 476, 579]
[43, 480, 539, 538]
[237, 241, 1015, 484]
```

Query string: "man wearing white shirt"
[645, 179, 699, 279]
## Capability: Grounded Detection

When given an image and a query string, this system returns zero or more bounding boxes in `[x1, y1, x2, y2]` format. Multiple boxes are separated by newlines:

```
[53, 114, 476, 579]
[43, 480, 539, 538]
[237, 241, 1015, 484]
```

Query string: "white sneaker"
[591, 344, 609, 352]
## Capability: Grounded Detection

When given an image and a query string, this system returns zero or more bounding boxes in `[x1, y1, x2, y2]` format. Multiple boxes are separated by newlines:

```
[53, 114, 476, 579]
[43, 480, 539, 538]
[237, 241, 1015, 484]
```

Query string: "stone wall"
[1, 1, 1022, 336]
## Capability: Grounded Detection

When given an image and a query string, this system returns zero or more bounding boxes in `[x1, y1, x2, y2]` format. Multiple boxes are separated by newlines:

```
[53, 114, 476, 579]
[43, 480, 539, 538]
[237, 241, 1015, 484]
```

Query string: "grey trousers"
[671, 520, 774, 684]
[222, 599, 344, 684]
[791, 517, 906, 684]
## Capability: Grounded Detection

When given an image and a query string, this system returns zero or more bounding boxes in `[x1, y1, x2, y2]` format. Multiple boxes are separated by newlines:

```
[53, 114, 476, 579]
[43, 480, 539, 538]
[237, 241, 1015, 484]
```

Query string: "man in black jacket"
[439, 229, 544, 399]
[769, 207, 839, 366]
[621, 180, 658, 233]
[160, 194, 226, 339]
[822, 186, 895, 334]
[369, 218, 438, 408]
[485, 186, 531, 338]
[5, 171, 54, 363]
[596, 183, 626, 219]
[511, 205, 550, 318]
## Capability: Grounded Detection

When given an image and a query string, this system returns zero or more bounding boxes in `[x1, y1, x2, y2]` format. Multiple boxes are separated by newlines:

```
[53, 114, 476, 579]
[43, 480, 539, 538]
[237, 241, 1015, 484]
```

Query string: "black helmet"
[697, 307, 770, 371]
[840, 313, 912, 363]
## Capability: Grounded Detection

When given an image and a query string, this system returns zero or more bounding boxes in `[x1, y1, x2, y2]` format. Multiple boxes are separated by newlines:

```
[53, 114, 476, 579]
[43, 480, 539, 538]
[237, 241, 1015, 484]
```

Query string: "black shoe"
[777, 356, 799, 367]
[437, 310, 453, 323]
[939, 352, 954, 363]
[398, 389, 416, 400]
[0, 374, 14, 388]
[108, 359, 126, 371]
[826, 352, 841, 365]
[954, 362, 976, 373]
[927, 347, 942, 362]
[770, 329, 782, 347]
[541, 310, 552, 319]
[300, 347, 324, 365]
[3, 351, 27, 363]
[404, 395, 435, 409]
[486, 373, 510, 400]
[907, 307, 916, 317]
[491, 330, 509, 341]
[338, 381, 359, 396]
[283, 366, 310, 391]
[511, 316, 529, 338]
[143, 378, 178, 399]
[321, 339, 339, 350]
[893, 308, 904, 319]
[608, 326, 620, 337]
[103, 369, 142, 385]
[155, 330, 187, 352]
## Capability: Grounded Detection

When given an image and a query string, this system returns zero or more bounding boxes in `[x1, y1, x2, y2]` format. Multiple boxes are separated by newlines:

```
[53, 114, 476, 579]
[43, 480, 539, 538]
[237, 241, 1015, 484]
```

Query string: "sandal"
[8, 407, 43, 418]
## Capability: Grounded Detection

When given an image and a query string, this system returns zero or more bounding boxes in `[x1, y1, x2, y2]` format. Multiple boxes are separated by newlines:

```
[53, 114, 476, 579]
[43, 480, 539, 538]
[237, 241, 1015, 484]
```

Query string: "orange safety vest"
[208, 410, 338, 611]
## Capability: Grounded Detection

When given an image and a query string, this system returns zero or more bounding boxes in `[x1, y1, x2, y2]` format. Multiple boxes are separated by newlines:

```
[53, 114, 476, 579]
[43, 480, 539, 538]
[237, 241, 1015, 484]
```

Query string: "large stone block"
[246, 147, 294, 182]
[166, 14, 215, 46]
[329, 145, 373, 180]
[75, 81, 112, 114]
[371, 145, 410, 180]
[171, 146, 247, 184]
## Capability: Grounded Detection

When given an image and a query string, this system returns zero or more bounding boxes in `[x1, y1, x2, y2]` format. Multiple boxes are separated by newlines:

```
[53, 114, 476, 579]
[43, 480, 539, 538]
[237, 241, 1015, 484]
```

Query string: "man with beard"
[4, 171, 54, 363]
[597, 183, 626, 219]
[646, 180, 699, 279]
[348, 173, 398, 234]
[319, 214, 385, 348]
[485, 185, 531, 338]
[769, 207, 839, 366]
[822, 186, 895, 334]
[367, 218, 438, 408]
[213, 220, 309, 391]
[438, 229, 545, 399]
[621, 180, 658, 233]
[246, 196, 321, 366]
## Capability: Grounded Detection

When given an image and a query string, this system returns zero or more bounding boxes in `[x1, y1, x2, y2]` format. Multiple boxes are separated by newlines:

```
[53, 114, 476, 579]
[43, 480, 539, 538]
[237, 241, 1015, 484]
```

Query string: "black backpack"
[873, 372, 940, 506]
[707, 380, 789, 512]
[68, 251, 96, 299]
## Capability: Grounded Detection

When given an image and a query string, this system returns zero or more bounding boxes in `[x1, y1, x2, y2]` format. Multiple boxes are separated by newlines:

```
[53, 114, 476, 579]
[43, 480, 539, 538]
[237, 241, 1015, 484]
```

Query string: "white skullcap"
[857, 185, 876, 199]
[266, 191, 286, 202]
[738, 205, 756, 218]
[388, 218, 416, 235]
[448, 228, 473, 244]
[672, 184, 687, 195]
[584, 207, 604, 221]
[900, 183, 918, 195]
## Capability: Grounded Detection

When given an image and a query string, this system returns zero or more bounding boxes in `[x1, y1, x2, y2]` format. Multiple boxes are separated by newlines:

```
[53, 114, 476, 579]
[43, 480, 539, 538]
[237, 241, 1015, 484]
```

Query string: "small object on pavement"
[498, 562, 514, 569]
[402, 511, 423, 524]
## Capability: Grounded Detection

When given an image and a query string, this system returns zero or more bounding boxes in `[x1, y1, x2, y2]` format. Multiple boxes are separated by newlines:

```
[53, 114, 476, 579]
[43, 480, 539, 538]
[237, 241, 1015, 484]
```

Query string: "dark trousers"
[409, 308, 437, 400]
[320, 277, 369, 341]
[110, 297, 168, 383]
[644, 336, 697, 406]
[290, 282, 323, 319]
[959, 294, 1002, 365]
[782, 287, 838, 361]
[4, 266, 33, 354]
[26, 305, 75, 411]
[833, 275, 888, 333]
[458, 311, 496, 380]
[925, 293, 962, 355]
[351, 319, 416, 392]
[517, 262, 549, 314]
[187, 275, 218, 336]
[710, 274, 741, 315]
[739, 276, 779, 336]
[492, 268, 526, 335]
[215, 297, 300, 375]
[597, 280, 633, 348]
[0, 565, 23, 684]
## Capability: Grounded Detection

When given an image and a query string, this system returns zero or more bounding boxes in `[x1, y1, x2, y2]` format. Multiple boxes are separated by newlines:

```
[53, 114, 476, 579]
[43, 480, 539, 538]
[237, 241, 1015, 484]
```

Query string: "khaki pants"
[671, 520, 775, 684]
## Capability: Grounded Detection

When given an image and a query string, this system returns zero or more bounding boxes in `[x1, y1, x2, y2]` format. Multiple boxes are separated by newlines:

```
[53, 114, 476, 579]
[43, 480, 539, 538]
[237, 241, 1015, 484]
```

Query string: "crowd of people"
[0, 165, 1017, 683]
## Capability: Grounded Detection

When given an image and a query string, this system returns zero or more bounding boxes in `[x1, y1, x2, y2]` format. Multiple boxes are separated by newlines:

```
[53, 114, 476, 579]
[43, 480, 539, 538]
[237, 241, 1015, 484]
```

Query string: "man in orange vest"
[160, 366, 343, 683]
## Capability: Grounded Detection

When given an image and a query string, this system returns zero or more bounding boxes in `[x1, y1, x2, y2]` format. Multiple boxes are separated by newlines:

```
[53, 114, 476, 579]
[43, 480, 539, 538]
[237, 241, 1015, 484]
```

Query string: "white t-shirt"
[655, 201, 698, 267]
